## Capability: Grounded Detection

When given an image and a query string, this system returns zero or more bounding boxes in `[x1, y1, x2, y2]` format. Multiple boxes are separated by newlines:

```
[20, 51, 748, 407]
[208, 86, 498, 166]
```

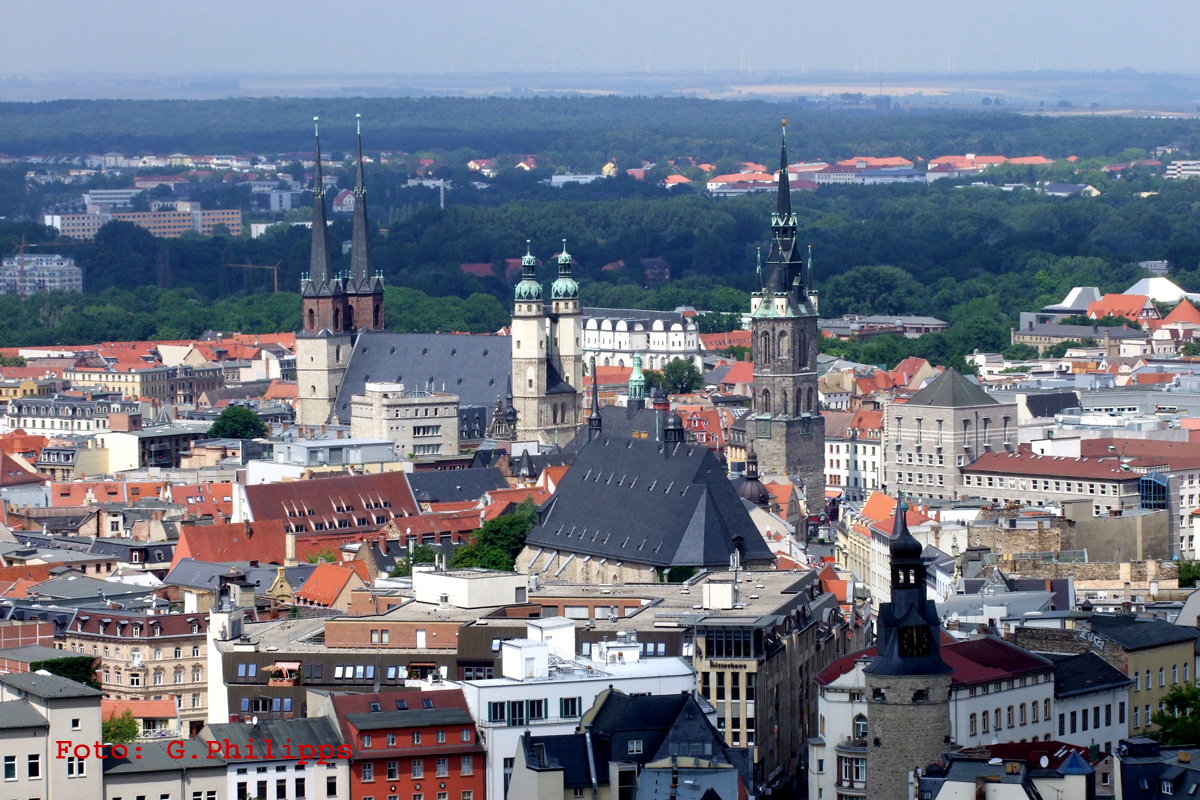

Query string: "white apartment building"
[825, 410, 884, 502]
[582, 308, 702, 372]
[349, 383, 461, 457]
[0, 254, 83, 295]
[199, 718, 347, 800]
[1046, 652, 1132, 755]
[0, 670, 104, 800]
[809, 637, 1056, 800]
[455, 617, 696, 800]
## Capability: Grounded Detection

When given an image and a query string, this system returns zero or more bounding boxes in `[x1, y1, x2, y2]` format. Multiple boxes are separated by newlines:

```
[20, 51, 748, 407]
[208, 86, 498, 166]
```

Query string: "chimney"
[284, 529, 297, 568]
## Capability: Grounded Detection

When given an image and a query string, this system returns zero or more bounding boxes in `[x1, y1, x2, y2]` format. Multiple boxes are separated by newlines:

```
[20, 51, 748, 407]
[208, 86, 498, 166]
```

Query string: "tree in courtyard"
[1151, 684, 1200, 745]
[207, 406, 268, 439]
[103, 708, 140, 745]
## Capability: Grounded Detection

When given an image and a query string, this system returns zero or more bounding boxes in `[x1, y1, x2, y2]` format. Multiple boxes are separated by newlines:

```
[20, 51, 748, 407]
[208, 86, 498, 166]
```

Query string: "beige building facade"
[349, 382, 461, 457]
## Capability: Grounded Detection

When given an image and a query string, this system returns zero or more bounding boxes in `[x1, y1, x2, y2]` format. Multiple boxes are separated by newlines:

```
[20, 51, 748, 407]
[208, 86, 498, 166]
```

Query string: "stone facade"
[349, 383, 460, 457]
[295, 332, 351, 426]
[865, 672, 952, 799]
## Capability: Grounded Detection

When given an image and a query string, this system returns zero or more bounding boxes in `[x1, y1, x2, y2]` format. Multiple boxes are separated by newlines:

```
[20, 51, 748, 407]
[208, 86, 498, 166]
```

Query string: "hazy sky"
[4, 0, 1200, 76]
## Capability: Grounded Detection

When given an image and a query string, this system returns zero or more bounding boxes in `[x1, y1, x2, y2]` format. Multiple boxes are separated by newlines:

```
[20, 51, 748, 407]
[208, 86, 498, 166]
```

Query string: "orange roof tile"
[1164, 300, 1200, 326]
[0, 453, 46, 487]
[720, 361, 755, 387]
[700, 330, 752, 350]
[294, 562, 363, 606]
[263, 380, 298, 401]
[167, 483, 234, 520]
[102, 697, 178, 720]
[1088, 294, 1150, 321]
[50, 481, 167, 507]
[583, 366, 633, 387]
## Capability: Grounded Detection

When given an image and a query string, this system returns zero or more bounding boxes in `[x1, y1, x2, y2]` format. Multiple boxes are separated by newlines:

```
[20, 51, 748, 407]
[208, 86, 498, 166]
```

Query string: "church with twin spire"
[295, 115, 386, 427]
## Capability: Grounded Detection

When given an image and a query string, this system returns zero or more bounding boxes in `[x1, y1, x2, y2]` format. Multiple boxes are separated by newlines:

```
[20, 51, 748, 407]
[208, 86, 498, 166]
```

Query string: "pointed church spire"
[308, 116, 333, 289]
[805, 244, 814, 294]
[755, 246, 763, 293]
[775, 117, 792, 221]
[349, 113, 372, 289]
[588, 356, 602, 442]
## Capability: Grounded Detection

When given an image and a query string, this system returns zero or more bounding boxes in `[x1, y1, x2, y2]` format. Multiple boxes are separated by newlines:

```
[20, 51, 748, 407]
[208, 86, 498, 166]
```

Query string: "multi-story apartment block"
[824, 409, 884, 502]
[63, 364, 224, 404]
[0, 254, 83, 295]
[960, 451, 1143, 516]
[7, 392, 139, 434]
[0, 671, 103, 799]
[349, 383, 461, 457]
[884, 367, 1017, 501]
[61, 611, 210, 736]
[44, 206, 242, 240]
[456, 618, 696, 800]
[322, 687, 485, 800]
[1014, 613, 1196, 737]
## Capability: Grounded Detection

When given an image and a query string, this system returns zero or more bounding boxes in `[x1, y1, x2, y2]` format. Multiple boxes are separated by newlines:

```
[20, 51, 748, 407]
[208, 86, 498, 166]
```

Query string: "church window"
[333, 308, 341, 329]
[307, 308, 315, 331]
[807, 387, 814, 412]
[374, 304, 381, 328]
[346, 306, 355, 329]
[760, 390, 771, 414]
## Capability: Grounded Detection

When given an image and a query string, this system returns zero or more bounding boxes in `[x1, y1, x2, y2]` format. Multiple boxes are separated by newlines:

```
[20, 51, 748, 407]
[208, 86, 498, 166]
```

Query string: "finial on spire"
[356, 112, 361, 135]
[525, 239, 532, 257]
[313, 116, 319, 137]
[897, 490, 909, 513]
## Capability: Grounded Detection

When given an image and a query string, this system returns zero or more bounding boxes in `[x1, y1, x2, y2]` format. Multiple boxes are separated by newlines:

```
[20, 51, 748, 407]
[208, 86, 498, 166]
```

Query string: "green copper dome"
[514, 239, 543, 302]
[551, 238, 579, 300]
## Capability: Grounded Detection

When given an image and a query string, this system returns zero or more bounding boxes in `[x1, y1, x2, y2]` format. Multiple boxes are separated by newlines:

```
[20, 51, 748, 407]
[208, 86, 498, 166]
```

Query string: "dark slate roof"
[1087, 614, 1198, 651]
[562, 404, 663, 453]
[0, 670, 101, 699]
[407, 467, 508, 503]
[204, 717, 340, 758]
[1045, 652, 1133, 697]
[1023, 392, 1081, 419]
[471, 448, 505, 469]
[0, 645, 76, 664]
[511, 450, 573, 479]
[0, 700, 47, 730]
[88, 539, 175, 563]
[526, 436, 774, 569]
[164, 558, 316, 595]
[907, 368, 998, 408]
[329, 330, 511, 425]
[521, 692, 729, 788]
[104, 739, 222, 773]
[345, 707, 474, 731]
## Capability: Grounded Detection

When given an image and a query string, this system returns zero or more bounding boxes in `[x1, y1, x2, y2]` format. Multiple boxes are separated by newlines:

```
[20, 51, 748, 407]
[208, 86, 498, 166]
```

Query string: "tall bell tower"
[864, 496, 952, 799]
[748, 119, 825, 512]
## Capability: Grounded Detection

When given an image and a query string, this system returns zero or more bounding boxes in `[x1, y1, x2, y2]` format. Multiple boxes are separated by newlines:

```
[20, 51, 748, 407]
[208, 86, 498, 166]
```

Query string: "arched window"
[307, 308, 315, 331]
[853, 714, 868, 740]
[552, 405, 559, 425]
[782, 390, 788, 417]
[760, 332, 771, 362]
[346, 306, 355, 330]
[310, 385, 317, 397]
[760, 389, 771, 414]
[777, 331, 788, 364]
[373, 304, 381, 328]
[333, 307, 341, 330]
[799, 330, 807, 367]
[795, 394, 801, 417]
[807, 387, 814, 412]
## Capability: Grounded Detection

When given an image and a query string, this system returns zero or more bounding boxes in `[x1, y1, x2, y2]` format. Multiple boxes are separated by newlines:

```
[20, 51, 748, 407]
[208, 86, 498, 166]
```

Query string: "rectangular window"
[412, 732, 421, 745]
[460, 755, 473, 776]
[461, 729, 471, 743]
[387, 762, 399, 781]
[362, 763, 374, 782]
[628, 739, 643, 755]
[1120, 702, 1126, 725]
[412, 760, 424, 779]
[28, 754, 39, 780]
[4, 756, 14, 781]
[436, 758, 448, 777]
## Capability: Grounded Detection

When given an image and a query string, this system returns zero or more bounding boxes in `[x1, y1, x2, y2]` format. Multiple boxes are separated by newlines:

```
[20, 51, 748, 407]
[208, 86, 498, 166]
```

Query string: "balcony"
[835, 778, 867, 796]
[835, 738, 868, 755]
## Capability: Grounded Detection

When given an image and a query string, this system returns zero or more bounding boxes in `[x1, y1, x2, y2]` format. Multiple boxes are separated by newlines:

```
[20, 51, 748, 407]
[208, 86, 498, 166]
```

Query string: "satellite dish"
[1039, 756, 1049, 768]
[251, 715, 258, 725]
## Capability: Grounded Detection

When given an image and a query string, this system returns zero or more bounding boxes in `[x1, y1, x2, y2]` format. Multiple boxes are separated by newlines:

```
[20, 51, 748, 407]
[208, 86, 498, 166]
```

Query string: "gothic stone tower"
[511, 240, 582, 444]
[749, 119, 825, 512]
[296, 115, 384, 425]
[864, 497, 953, 799]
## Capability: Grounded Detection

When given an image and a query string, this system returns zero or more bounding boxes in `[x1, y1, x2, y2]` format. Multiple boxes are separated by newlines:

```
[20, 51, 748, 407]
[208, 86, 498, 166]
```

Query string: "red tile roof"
[50, 481, 167, 507]
[817, 635, 1046, 686]
[294, 562, 364, 606]
[1087, 294, 1151, 321]
[0, 453, 46, 487]
[167, 483, 234, 520]
[1164, 300, 1200, 325]
[962, 451, 1142, 481]
[263, 380, 298, 401]
[720, 361, 755, 387]
[241, 471, 420, 536]
[700, 331, 752, 351]
[170, 520, 287, 569]
[102, 697, 179, 720]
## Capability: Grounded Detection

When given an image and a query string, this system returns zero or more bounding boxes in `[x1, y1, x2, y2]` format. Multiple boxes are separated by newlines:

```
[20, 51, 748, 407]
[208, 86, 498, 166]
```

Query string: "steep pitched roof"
[330, 330, 511, 426]
[0, 453, 46, 487]
[1088, 293, 1151, 320]
[907, 368, 998, 408]
[294, 562, 364, 606]
[407, 467, 508, 504]
[526, 436, 773, 568]
[1165, 300, 1200, 325]
[170, 520, 287, 569]
[242, 471, 419, 532]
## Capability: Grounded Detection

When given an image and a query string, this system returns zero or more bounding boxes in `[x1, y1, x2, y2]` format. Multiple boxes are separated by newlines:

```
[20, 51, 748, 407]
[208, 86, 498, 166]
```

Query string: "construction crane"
[224, 260, 282, 293]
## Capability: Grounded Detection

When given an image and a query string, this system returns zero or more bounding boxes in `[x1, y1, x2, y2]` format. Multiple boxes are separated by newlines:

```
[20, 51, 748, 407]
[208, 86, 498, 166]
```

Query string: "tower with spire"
[510, 240, 583, 445]
[296, 115, 385, 426]
[747, 118, 825, 513]
[864, 494, 952, 799]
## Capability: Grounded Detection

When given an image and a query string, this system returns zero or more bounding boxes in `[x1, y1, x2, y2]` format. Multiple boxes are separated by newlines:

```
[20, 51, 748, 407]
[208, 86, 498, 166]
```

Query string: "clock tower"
[863, 495, 952, 799]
